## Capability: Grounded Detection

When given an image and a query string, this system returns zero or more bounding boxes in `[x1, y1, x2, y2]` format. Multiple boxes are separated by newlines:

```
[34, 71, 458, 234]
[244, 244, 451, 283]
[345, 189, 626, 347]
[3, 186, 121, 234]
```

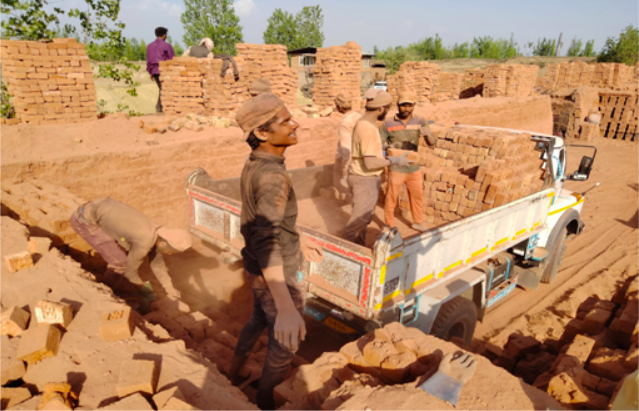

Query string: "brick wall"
[460, 68, 484, 98]
[312, 42, 361, 109]
[159, 44, 298, 117]
[0, 38, 97, 125]
[539, 62, 636, 92]
[483, 64, 538, 98]
[598, 91, 638, 141]
[431, 72, 463, 102]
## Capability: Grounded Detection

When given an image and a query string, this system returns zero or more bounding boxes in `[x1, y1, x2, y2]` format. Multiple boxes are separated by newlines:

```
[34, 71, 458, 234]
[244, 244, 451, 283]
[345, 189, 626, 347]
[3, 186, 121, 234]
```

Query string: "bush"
[597, 25, 638, 65]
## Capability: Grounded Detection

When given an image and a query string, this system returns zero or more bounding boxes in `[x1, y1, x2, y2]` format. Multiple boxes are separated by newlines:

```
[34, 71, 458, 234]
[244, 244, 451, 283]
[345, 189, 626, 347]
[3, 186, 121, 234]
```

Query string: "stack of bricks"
[391, 126, 545, 227]
[539, 62, 636, 92]
[312, 42, 361, 110]
[160, 44, 299, 117]
[483, 64, 538, 98]
[598, 90, 638, 141]
[235, 44, 297, 108]
[555, 61, 594, 90]
[386, 61, 441, 105]
[431, 72, 463, 102]
[0, 38, 97, 125]
[159, 57, 207, 115]
[460, 68, 484, 98]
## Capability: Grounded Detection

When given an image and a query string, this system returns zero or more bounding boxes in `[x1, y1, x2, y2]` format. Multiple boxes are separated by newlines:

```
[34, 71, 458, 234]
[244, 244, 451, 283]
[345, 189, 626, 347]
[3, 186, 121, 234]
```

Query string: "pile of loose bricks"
[159, 43, 297, 117]
[1, 215, 255, 410]
[0, 38, 97, 125]
[386, 61, 441, 105]
[538, 62, 636, 92]
[482, 64, 539, 98]
[389, 126, 545, 227]
[0, 179, 106, 271]
[483, 279, 638, 410]
[312, 42, 362, 110]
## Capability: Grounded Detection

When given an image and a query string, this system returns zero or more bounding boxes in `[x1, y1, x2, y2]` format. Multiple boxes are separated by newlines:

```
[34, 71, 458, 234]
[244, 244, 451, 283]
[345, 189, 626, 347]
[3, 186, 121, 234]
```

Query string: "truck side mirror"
[570, 156, 593, 181]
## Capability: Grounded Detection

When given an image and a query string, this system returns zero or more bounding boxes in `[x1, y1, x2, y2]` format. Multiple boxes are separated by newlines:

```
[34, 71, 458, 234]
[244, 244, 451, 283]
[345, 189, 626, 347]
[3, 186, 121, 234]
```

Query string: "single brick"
[28, 237, 52, 255]
[1, 306, 30, 337]
[3, 251, 34, 273]
[0, 387, 32, 409]
[116, 359, 158, 397]
[99, 307, 134, 342]
[99, 393, 153, 410]
[1, 335, 25, 385]
[153, 386, 187, 409]
[35, 300, 74, 328]
[565, 334, 596, 363]
[587, 347, 627, 381]
[505, 334, 541, 359]
[583, 308, 613, 335]
[16, 324, 61, 365]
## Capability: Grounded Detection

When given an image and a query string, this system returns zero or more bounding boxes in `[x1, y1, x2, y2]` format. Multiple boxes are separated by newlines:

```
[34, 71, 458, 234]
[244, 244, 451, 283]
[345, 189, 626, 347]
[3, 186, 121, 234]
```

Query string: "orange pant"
[384, 170, 424, 227]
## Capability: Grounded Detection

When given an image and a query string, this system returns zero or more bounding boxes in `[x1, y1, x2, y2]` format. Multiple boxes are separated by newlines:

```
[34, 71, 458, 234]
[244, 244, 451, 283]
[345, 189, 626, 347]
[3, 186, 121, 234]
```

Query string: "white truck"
[184, 127, 596, 345]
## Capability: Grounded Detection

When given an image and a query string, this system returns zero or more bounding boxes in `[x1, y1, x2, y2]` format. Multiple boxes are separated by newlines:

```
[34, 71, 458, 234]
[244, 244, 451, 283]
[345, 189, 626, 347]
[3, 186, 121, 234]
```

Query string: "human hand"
[300, 236, 324, 263]
[438, 352, 477, 384]
[389, 152, 410, 167]
[149, 74, 154, 81]
[274, 308, 306, 352]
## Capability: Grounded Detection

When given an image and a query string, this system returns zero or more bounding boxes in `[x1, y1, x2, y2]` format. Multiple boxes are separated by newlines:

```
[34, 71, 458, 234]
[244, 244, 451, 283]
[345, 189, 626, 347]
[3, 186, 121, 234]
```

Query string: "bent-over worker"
[380, 91, 436, 231]
[226, 93, 324, 410]
[333, 93, 362, 201]
[342, 91, 412, 245]
[70, 198, 191, 302]
[182, 37, 240, 81]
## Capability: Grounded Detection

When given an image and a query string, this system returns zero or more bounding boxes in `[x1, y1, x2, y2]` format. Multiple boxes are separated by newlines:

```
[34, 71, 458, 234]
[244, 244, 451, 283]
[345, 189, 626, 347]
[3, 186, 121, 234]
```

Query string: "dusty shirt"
[240, 151, 301, 278]
[350, 120, 385, 177]
[337, 110, 363, 152]
[84, 197, 161, 280]
[380, 114, 435, 173]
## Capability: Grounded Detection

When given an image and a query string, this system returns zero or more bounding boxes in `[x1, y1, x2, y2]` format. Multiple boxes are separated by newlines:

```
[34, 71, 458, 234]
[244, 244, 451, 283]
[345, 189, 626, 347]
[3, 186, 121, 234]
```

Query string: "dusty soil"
[472, 138, 638, 348]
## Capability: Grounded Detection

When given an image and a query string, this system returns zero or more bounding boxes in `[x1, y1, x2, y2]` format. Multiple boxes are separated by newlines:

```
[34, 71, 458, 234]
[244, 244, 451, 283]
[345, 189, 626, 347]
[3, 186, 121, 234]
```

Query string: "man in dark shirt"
[379, 91, 436, 231]
[69, 198, 191, 303]
[146, 27, 175, 113]
[227, 93, 323, 410]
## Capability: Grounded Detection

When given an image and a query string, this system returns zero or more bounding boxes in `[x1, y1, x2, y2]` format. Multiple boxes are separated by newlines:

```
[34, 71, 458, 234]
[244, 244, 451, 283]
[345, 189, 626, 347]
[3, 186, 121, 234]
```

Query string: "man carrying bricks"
[343, 91, 412, 246]
[380, 91, 436, 232]
[70, 198, 191, 306]
[227, 93, 324, 410]
[146, 27, 175, 113]
[333, 93, 362, 201]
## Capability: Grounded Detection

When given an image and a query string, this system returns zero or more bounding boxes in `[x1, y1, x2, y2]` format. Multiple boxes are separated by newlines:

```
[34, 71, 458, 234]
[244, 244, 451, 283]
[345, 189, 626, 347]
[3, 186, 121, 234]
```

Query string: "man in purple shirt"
[146, 27, 175, 113]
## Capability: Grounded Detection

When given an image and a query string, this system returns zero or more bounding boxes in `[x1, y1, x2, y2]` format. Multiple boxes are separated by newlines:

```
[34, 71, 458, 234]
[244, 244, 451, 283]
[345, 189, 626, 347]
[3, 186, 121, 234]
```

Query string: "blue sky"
[55, 0, 638, 55]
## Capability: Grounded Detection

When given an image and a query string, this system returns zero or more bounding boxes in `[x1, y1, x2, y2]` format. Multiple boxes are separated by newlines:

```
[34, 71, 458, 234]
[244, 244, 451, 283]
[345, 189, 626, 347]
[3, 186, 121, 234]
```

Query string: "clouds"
[234, 0, 256, 16]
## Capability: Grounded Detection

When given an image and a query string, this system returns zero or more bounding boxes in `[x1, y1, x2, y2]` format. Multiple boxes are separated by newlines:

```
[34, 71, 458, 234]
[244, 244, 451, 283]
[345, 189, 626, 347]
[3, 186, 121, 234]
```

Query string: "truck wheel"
[430, 296, 477, 346]
[541, 227, 567, 284]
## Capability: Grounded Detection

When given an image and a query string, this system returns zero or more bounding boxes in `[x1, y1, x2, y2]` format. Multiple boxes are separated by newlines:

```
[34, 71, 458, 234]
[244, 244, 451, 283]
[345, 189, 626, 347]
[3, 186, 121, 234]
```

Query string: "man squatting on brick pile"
[226, 92, 325, 410]
[146, 27, 175, 113]
[70, 198, 192, 310]
[182, 37, 241, 81]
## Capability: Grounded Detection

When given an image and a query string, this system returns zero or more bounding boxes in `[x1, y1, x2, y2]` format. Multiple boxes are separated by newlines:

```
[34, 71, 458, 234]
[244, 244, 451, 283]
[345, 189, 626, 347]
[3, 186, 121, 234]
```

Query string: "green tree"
[263, 8, 297, 49]
[410, 34, 447, 60]
[581, 39, 595, 57]
[167, 35, 185, 56]
[597, 25, 638, 65]
[263, 5, 324, 50]
[139, 38, 147, 61]
[566, 37, 583, 56]
[1, 0, 140, 96]
[449, 42, 470, 58]
[294, 5, 324, 48]
[180, 0, 244, 55]
[373, 45, 420, 74]
[528, 37, 555, 56]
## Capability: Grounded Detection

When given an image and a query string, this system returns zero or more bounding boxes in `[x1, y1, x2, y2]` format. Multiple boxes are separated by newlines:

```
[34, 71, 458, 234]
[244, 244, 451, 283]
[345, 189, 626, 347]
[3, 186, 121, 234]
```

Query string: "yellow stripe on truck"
[374, 289, 401, 310]
[404, 273, 433, 295]
[466, 247, 487, 263]
[548, 198, 584, 216]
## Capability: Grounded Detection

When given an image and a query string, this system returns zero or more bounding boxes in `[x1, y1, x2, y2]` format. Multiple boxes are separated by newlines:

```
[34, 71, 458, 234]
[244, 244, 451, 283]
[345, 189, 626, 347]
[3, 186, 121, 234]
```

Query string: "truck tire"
[430, 296, 477, 346]
[541, 227, 567, 284]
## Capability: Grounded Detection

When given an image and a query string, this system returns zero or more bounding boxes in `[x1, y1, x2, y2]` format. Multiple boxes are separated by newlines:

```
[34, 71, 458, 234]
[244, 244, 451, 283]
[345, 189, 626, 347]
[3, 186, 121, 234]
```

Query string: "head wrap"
[363, 87, 380, 101]
[398, 91, 418, 105]
[249, 78, 272, 96]
[236, 93, 286, 141]
[157, 227, 192, 252]
[199, 38, 214, 51]
[334, 93, 352, 109]
[366, 91, 392, 109]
